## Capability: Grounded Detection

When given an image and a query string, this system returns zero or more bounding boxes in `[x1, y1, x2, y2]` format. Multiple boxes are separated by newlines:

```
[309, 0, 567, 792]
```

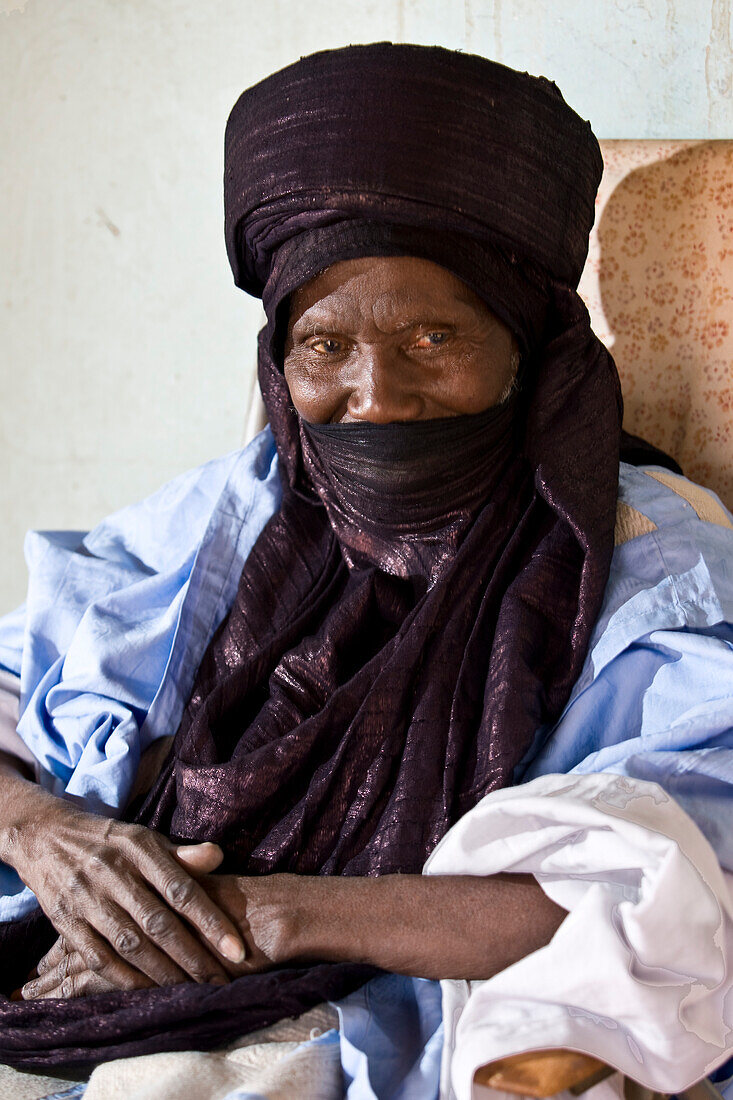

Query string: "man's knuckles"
[112, 925, 143, 958]
[116, 822, 162, 857]
[163, 874, 196, 908]
[140, 905, 177, 939]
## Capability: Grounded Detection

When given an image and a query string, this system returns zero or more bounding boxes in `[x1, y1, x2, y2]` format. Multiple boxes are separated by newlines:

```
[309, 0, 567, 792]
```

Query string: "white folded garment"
[424, 772, 733, 1100]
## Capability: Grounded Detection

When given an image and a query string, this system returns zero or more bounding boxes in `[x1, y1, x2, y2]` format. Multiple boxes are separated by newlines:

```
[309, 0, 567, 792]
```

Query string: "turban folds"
[223, 44, 604, 362]
[224, 42, 602, 297]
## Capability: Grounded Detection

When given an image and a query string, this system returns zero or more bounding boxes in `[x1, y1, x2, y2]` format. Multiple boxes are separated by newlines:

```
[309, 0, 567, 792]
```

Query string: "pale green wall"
[1, 0, 731, 613]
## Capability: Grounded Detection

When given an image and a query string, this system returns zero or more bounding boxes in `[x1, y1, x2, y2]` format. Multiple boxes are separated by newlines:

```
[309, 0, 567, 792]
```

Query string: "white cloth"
[82, 1003, 340, 1100]
[0, 1063, 82, 1100]
[423, 772, 733, 1100]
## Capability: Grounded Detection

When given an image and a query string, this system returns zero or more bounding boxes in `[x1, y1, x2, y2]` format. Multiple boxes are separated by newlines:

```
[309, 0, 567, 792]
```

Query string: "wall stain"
[1, 0, 29, 13]
[494, 0, 502, 61]
[464, 0, 474, 50]
[95, 208, 121, 238]
[660, 0, 678, 134]
[706, 0, 732, 129]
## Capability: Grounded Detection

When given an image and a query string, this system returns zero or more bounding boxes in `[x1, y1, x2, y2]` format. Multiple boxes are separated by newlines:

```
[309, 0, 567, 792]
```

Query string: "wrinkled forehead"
[287, 256, 497, 338]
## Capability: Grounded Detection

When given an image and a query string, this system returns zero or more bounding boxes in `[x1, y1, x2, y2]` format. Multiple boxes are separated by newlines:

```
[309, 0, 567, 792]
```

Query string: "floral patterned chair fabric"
[580, 140, 733, 511]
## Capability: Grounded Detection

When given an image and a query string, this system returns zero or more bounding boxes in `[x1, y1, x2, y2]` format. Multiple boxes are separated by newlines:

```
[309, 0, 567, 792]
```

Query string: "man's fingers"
[54, 905, 188, 989]
[124, 832, 246, 964]
[89, 902, 202, 990]
[96, 867, 232, 983]
[35, 823, 243, 988]
[51, 826, 238, 982]
[31, 969, 126, 1001]
[123, 892, 233, 983]
[23, 941, 154, 999]
[173, 842, 223, 876]
[36, 935, 68, 975]
[23, 949, 87, 998]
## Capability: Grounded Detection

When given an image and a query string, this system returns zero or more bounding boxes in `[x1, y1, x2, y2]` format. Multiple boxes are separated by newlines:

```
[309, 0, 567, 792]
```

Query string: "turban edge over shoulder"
[165, 42, 623, 886]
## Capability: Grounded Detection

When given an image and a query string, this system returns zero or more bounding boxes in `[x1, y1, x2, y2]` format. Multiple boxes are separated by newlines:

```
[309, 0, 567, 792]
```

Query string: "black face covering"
[301, 397, 518, 580]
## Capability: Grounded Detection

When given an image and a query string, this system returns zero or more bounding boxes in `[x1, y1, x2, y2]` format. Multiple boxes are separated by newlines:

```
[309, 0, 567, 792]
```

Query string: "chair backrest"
[580, 140, 733, 512]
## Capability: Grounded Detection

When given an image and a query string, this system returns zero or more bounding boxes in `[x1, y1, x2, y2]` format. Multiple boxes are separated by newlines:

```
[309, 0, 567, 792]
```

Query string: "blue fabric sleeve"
[0, 603, 25, 677]
[0, 429, 281, 920]
[522, 465, 733, 870]
[524, 623, 733, 868]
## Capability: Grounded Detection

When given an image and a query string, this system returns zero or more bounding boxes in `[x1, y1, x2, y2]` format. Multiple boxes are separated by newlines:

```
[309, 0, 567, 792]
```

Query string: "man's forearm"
[20, 866, 567, 997]
[245, 872, 566, 981]
[0, 751, 53, 868]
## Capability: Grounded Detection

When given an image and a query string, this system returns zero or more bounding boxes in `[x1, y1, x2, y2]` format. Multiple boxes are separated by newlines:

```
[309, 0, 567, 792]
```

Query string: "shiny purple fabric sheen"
[139, 280, 620, 884]
[0, 43, 623, 1071]
[0, 907, 374, 1073]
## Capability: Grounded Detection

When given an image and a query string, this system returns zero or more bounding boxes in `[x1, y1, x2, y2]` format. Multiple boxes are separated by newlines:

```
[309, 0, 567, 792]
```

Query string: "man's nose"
[345, 346, 423, 423]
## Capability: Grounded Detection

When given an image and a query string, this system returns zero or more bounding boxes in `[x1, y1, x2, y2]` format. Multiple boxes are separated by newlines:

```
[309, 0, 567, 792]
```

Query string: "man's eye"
[308, 337, 341, 354]
[414, 331, 448, 349]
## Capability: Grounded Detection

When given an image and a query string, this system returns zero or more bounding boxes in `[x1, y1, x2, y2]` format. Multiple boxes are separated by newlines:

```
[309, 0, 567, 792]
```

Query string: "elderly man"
[0, 42, 730, 1100]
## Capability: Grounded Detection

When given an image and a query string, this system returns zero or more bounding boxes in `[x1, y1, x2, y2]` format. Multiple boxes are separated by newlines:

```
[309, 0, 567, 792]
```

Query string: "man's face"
[283, 256, 518, 425]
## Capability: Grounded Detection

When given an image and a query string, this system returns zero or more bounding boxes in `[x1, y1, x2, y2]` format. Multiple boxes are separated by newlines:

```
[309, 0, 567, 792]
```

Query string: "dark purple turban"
[0, 43, 638, 1071]
[224, 43, 603, 368]
[224, 42, 600, 294]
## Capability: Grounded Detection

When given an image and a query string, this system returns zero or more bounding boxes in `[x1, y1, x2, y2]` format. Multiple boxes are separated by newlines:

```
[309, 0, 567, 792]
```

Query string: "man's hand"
[2, 785, 247, 996]
[22, 873, 294, 999]
[21, 934, 151, 999]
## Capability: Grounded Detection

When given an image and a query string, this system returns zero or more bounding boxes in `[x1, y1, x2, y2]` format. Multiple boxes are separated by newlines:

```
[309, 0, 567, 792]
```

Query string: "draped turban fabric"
[0, 43, 631, 1070]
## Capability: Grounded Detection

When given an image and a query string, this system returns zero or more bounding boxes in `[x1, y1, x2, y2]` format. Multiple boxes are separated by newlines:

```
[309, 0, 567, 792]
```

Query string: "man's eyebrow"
[291, 305, 357, 336]
[291, 295, 477, 338]
[381, 316, 457, 331]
